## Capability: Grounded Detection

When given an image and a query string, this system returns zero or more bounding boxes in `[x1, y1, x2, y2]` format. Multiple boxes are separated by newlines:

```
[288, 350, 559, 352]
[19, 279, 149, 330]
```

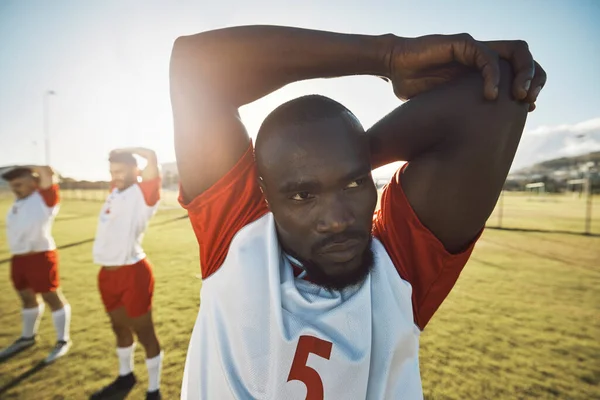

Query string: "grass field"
[0, 192, 599, 399]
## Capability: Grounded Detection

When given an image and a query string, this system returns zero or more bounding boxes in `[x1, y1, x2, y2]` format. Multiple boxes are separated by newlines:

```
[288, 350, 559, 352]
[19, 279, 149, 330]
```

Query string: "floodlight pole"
[43, 90, 56, 165]
[578, 134, 593, 235]
[584, 165, 593, 235]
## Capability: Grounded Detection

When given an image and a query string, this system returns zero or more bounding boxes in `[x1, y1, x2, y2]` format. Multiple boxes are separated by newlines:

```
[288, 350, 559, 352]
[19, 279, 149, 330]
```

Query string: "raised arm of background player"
[29, 166, 57, 189]
[169, 26, 546, 253]
[111, 147, 160, 181]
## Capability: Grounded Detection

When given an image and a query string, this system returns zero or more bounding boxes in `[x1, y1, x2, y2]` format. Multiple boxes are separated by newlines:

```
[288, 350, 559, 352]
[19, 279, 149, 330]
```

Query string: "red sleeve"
[138, 177, 161, 206]
[372, 164, 481, 330]
[39, 184, 60, 207]
[179, 143, 269, 279]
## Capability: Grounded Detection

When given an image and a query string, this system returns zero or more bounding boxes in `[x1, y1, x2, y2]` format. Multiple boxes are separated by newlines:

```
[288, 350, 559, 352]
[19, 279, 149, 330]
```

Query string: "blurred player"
[89, 148, 163, 400]
[170, 26, 546, 398]
[0, 166, 71, 364]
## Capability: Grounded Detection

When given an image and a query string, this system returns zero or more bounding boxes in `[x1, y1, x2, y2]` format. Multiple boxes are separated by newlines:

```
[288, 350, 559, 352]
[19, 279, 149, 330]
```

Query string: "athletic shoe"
[146, 389, 162, 400]
[89, 373, 137, 399]
[0, 336, 36, 360]
[44, 340, 72, 364]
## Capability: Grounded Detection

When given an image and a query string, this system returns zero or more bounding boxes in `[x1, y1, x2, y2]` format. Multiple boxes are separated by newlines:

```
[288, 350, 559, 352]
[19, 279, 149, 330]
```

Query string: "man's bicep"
[400, 147, 492, 254]
[170, 39, 250, 203]
[373, 166, 478, 329]
[175, 111, 250, 201]
[400, 62, 527, 253]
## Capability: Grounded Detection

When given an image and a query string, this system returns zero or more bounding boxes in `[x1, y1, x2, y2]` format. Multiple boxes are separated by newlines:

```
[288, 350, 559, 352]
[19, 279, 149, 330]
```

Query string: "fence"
[59, 187, 181, 209]
[489, 190, 599, 236]
[1, 186, 598, 236]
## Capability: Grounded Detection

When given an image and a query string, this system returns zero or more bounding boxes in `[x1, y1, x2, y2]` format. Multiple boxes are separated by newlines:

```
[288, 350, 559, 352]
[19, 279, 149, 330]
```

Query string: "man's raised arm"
[30, 166, 56, 189]
[112, 147, 160, 181]
[369, 56, 546, 253]
[169, 26, 544, 206]
[169, 26, 396, 203]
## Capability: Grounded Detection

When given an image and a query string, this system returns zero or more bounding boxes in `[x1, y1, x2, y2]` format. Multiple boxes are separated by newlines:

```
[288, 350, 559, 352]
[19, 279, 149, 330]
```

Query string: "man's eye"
[346, 178, 365, 189]
[291, 192, 313, 201]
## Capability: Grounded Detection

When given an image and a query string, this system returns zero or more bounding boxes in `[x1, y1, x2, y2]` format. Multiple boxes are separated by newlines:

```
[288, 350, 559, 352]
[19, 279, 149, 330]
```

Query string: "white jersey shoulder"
[6, 190, 59, 255]
[93, 183, 158, 266]
[182, 213, 422, 400]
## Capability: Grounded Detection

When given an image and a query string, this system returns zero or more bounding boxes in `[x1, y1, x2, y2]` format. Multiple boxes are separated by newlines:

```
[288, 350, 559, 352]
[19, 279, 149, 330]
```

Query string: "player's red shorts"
[11, 250, 59, 293]
[98, 258, 155, 318]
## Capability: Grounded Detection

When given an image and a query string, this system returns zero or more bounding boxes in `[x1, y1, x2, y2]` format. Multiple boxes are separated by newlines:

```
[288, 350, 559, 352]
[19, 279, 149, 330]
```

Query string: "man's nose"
[316, 194, 356, 234]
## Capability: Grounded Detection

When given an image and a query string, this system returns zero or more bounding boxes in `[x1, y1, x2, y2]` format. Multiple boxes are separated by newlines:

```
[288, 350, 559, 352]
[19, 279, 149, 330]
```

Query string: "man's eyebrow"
[278, 167, 371, 193]
[339, 168, 371, 184]
[278, 180, 321, 193]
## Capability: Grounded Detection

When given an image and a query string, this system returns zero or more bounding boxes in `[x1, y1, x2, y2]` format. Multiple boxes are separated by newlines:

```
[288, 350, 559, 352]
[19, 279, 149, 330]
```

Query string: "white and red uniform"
[180, 145, 479, 399]
[6, 185, 61, 293]
[93, 177, 160, 317]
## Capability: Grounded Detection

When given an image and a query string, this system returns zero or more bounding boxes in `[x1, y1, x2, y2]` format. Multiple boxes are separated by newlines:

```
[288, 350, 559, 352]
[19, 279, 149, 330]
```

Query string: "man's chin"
[303, 247, 374, 291]
[318, 256, 362, 277]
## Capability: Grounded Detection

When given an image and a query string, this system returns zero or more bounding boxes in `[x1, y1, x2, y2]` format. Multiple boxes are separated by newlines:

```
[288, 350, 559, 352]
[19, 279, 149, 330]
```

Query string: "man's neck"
[117, 181, 136, 192]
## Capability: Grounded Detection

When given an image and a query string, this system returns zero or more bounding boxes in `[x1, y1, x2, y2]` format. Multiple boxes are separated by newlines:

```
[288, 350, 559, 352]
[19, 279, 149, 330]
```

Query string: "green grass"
[0, 192, 599, 399]
[488, 191, 600, 235]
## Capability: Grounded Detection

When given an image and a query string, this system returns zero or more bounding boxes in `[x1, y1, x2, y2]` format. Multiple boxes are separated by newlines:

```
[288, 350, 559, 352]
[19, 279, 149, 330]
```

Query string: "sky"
[1, 0, 599, 181]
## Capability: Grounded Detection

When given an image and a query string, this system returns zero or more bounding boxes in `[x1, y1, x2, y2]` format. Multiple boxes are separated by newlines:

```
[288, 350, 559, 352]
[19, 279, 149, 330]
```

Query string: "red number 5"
[287, 335, 333, 400]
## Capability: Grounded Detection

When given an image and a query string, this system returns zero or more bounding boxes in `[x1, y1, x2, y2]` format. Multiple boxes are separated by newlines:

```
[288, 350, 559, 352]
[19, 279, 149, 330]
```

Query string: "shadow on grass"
[0, 343, 35, 364]
[470, 256, 506, 270]
[0, 214, 188, 265]
[487, 226, 600, 237]
[0, 360, 48, 396]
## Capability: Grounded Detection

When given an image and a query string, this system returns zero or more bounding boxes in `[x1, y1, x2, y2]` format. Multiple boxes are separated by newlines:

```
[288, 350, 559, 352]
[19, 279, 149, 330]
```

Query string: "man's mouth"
[318, 239, 362, 263]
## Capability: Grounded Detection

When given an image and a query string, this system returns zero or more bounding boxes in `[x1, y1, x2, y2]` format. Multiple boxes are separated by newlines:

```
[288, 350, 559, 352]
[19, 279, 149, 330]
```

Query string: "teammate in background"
[0, 166, 72, 364]
[90, 148, 163, 400]
[170, 26, 546, 398]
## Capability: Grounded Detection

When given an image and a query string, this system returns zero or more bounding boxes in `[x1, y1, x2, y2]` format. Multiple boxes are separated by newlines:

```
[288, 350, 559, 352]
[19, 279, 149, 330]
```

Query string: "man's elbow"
[171, 34, 214, 77]
[455, 60, 528, 139]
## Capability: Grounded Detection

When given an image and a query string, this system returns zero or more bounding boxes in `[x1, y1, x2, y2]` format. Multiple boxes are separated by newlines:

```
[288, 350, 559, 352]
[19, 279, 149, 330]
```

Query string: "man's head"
[2, 167, 38, 199]
[255, 95, 377, 291]
[108, 151, 139, 190]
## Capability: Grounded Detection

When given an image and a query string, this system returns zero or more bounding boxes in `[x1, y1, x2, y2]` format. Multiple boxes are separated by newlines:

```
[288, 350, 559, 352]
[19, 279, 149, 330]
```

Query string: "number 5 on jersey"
[287, 335, 333, 400]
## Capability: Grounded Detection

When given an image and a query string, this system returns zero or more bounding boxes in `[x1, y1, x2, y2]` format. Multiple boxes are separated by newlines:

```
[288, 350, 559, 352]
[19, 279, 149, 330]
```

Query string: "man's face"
[109, 162, 138, 190]
[258, 116, 378, 290]
[9, 175, 37, 199]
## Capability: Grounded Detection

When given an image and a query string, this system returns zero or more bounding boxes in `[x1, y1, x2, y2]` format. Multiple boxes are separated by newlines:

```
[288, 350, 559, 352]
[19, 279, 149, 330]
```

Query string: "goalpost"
[567, 178, 586, 198]
[525, 182, 546, 196]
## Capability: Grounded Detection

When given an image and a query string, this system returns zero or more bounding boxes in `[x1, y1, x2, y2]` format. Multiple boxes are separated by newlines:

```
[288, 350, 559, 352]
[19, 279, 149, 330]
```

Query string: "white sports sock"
[22, 303, 44, 338]
[146, 351, 164, 392]
[51, 304, 71, 342]
[116, 343, 136, 376]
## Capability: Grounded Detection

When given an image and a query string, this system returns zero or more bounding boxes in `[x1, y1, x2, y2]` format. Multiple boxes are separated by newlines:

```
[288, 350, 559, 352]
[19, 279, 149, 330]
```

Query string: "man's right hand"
[389, 34, 546, 110]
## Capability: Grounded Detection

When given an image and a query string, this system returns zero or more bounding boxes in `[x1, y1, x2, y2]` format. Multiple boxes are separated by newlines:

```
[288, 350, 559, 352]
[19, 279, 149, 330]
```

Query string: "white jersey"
[93, 177, 160, 266]
[180, 145, 477, 399]
[6, 185, 60, 255]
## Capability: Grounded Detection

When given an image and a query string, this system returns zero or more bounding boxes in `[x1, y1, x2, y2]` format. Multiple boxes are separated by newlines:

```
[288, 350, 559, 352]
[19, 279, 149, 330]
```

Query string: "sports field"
[0, 192, 599, 399]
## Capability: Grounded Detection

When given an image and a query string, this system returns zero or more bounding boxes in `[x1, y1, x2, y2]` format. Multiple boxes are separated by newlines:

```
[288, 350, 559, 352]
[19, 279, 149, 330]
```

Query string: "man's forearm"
[129, 147, 157, 163]
[367, 61, 527, 169]
[171, 26, 394, 108]
[29, 166, 55, 189]
[134, 149, 159, 180]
